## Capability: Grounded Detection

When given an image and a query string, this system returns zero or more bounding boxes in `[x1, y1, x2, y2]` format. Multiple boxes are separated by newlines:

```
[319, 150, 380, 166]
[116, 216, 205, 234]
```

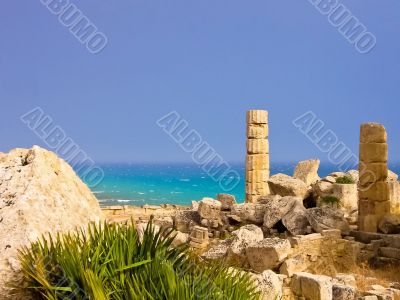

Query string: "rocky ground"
[103, 159, 400, 300]
[1, 146, 400, 300]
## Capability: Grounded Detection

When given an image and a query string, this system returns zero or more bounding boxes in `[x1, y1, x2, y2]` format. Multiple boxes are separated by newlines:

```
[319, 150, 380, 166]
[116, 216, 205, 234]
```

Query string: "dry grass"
[307, 260, 400, 293]
[352, 263, 400, 293]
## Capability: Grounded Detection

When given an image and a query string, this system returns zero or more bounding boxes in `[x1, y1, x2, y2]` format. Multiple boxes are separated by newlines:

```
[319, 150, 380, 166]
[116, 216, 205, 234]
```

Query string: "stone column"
[245, 110, 270, 203]
[358, 123, 389, 232]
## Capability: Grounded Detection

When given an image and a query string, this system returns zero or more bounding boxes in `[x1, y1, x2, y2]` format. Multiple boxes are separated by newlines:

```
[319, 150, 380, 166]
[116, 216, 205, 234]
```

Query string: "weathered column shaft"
[245, 110, 270, 203]
[358, 123, 389, 232]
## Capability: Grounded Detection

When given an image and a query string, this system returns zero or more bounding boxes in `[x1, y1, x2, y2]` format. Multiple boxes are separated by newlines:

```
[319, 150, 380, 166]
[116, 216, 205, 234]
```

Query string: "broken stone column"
[358, 123, 389, 232]
[189, 226, 209, 250]
[246, 110, 270, 203]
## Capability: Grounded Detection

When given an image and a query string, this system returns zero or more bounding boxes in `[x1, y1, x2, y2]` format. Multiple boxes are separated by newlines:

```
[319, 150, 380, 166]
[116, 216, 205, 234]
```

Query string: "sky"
[1, 0, 399, 163]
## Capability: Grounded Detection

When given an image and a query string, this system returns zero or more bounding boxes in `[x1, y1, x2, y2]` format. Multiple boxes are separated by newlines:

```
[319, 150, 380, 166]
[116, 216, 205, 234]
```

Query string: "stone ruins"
[101, 113, 400, 299]
[1, 111, 399, 300]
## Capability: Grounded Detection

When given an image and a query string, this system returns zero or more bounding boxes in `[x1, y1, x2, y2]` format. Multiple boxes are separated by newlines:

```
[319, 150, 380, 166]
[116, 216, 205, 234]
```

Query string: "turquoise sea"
[82, 163, 400, 206]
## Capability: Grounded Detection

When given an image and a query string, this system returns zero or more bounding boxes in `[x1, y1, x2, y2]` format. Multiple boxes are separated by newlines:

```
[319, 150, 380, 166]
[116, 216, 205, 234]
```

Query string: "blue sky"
[1, 1, 399, 163]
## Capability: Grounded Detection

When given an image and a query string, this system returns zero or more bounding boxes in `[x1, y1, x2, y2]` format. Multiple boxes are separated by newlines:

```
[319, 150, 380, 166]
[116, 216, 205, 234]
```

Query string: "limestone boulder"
[313, 180, 334, 196]
[173, 210, 200, 233]
[332, 284, 357, 300]
[279, 255, 309, 277]
[246, 238, 292, 272]
[268, 173, 309, 199]
[282, 200, 310, 235]
[378, 214, 400, 234]
[293, 159, 320, 186]
[171, 231, 189, 247]
[226, 225, 264, 266]
[263, 196, 299, 228]
[306, 207, 350, 233]
[332, 183, 358, 211]
[366, 287, 400, 300]
[217, 193, 236, 210]
[231, 203, 266, 225]
[313, 178, 358, 212]
[202, 238, 233, 260]
[198, 197, 222, 220]
[291, 272, 333, 300]
[334, 274, 357, 288]
[252, 270, 284, 300]
[0, 146, 103, 299]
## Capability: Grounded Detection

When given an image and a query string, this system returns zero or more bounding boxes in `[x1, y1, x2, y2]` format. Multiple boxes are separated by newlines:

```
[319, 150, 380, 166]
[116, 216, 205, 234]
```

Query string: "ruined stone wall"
[358, 123, 389, 232]
[246, 110, 270, 203]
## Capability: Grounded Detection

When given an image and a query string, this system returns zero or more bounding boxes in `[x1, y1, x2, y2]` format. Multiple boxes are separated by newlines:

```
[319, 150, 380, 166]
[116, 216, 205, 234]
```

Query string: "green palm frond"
[16, 220, 261, 300]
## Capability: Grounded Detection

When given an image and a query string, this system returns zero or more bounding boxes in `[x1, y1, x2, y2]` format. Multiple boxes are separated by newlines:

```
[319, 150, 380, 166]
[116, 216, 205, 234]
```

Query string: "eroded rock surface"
[293, 159, 320, 186]
[268, 173, 309, 199]
[306, 207, 350, 233]
[0, 146, 103, 299]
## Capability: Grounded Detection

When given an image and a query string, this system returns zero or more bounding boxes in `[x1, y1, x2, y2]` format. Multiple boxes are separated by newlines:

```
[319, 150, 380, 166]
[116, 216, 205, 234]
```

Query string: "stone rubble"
[101, 118, 400, 300]
[3, 115, 400, 300]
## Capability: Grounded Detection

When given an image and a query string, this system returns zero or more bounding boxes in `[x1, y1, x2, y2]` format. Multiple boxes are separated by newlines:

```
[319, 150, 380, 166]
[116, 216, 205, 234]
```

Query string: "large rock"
[231, 203, 266, 224]
[378, 214, 400, 234]
[246, 238, 292, 272]
[263, 196, 299, 228]
[217, 193, 236, 210]
[291, 272, 333, 300]
[279, 254, 308, 277]
[282, 200, 310, 235]
[171, 230, 189, 247]
[293, 159, 320, 186]
[198, 197, 222, 220]
[332, 284, 357, 300]
[313, 180, 334, 197]
[313, 179, 357, 213]
[306, 207, 349, 233]
[226, 225, 263, 266]
[252, 270, 284, 300]
[202, 238, 233, 260]
[332, 183, 358, 211]
[0, 146, 103, 299]
[173, 210, 200, 233]
[268, 173, 309, 199]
